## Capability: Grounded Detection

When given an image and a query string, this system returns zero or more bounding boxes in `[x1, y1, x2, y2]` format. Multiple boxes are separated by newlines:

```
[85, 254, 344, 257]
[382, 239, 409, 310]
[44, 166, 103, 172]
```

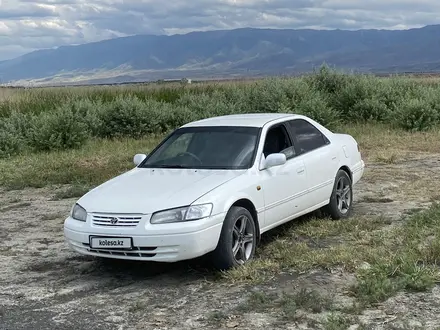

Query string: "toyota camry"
[64, 113, 364, 270]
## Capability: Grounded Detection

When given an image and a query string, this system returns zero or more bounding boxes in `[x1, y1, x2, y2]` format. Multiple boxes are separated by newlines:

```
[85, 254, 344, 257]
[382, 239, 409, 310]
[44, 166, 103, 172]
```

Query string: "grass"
[205, 310, 227, 323]
[52, 185, 94, 200]
[324, 313, 351, 330]
[341, 122, 440, 156]
[281, 288, 333, 315]
[40, 213, 63, 221]
[7, 197, 22, 203]
[128, 301, 147, 313]
[225, 204, 440, 304]
[235, 289, 334, 322]
[0, 202, 32, 212]
[0, 137, 162, 189]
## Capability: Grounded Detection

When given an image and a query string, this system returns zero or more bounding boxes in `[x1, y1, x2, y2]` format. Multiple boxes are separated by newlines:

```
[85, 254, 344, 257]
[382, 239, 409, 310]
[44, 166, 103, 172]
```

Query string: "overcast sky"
[0, 0, 439, 60]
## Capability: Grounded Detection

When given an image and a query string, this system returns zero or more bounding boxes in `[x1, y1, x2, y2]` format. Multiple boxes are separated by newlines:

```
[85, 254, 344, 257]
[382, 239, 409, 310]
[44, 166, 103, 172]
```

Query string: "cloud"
[0, 0, 439, 60]
[0, 3, 56, 19]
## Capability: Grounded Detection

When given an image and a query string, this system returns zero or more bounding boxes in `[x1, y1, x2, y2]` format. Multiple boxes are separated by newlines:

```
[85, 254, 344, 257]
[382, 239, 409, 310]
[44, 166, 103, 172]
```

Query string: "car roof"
[181, 113, 299, 128]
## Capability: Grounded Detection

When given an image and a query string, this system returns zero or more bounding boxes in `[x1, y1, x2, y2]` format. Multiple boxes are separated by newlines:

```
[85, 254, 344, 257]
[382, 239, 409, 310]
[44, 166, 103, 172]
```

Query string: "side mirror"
[264, 153, 286, 169]
[133, 154, 147, 166]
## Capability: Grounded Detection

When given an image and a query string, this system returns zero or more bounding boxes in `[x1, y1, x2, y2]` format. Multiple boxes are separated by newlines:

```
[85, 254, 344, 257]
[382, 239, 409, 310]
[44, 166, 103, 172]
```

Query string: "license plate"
[89, 236, 132, 249]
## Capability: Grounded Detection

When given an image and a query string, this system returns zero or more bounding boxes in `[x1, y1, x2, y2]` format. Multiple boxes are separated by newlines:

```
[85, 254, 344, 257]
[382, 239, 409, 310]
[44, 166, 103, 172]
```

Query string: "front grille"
[82, 243, 157, 257]
[91, 214, 142, 227]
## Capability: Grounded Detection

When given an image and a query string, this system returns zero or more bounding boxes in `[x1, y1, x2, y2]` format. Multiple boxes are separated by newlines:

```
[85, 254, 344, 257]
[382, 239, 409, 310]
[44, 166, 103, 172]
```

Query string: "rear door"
[286, 119, 339, 208]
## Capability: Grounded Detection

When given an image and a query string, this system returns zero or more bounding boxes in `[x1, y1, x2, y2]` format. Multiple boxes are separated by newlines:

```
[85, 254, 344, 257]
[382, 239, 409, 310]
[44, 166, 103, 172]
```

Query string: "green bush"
[328, 75, 384, 120]
[305, 65, 351, 95]
[0, 122, 23, 158]
[292, 92, 341, 129]
[162, 105, 200, 128]
[67, 98, 103, 136]
[97, 96, 155, 138]
[377, 78, 419, 109]
[96, 96, 191, 139]
[176, 91, 235, 116]
[351, 98, 390, 122]
[0, 100, 12, 118]
[393, 98, 439, 132]
[27, 104, 90, 151]
[0, 111, 32, 157]
[282, 78, 317, 106]
[0, 129, 21, 158]
[239, 78, 291, 113]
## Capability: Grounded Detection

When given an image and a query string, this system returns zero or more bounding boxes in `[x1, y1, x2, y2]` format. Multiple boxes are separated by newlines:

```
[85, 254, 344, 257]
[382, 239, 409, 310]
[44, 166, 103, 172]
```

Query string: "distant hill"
[1, 25, 440, 85]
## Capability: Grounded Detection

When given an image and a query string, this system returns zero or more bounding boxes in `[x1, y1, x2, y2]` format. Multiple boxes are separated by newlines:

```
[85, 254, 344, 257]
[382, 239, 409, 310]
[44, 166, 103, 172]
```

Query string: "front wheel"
[211, 206, 257, 270]
[323, 169, 353, 220]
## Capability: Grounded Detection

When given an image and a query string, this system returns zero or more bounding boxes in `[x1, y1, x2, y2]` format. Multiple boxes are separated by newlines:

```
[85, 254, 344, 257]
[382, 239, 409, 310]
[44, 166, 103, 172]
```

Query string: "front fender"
[192, 175, 265, 226]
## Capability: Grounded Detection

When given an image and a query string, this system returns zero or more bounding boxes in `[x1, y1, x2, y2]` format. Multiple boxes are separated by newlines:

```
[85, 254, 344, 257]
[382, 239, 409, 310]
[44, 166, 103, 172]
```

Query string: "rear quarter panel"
[332, 133, 364, 185]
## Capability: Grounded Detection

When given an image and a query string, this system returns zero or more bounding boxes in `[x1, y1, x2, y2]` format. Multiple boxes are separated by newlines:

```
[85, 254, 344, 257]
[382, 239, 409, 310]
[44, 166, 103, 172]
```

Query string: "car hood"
[77, 168, 245, 214]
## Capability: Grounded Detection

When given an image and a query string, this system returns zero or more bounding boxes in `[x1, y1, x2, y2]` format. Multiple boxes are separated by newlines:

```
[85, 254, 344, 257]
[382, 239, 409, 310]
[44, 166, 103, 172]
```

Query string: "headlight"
[71, 203, 87, 222]
[150, 203, 213, 224]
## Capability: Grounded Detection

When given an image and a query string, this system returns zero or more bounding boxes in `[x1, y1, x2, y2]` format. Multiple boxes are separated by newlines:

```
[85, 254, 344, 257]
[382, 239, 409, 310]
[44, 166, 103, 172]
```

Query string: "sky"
[0, 0, 439, 61]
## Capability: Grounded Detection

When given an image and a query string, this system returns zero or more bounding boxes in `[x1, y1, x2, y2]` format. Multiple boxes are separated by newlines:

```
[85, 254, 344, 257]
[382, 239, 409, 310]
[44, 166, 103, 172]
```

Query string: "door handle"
[297, 166, 305, 174]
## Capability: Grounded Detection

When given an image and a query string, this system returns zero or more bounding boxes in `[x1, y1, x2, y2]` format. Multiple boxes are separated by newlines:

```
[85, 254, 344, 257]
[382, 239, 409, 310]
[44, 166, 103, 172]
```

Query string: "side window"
[288, 119, 328, 154]
[263, 124, 295, 159]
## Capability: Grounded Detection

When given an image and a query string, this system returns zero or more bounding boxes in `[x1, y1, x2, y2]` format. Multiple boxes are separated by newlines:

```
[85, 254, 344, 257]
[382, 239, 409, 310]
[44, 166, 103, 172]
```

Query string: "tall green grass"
[1, 67, 440, 158]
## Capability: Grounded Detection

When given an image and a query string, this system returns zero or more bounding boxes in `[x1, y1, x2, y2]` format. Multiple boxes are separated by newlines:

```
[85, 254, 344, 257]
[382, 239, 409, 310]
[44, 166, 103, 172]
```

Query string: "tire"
[211, 206, 257, 270]
[323, 169, 353, 220]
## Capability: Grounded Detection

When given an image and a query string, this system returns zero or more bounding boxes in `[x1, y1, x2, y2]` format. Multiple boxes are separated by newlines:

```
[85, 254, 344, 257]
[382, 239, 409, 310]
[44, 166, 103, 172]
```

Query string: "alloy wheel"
[335, 176, 352, 214]
[231, 215, 255, 264]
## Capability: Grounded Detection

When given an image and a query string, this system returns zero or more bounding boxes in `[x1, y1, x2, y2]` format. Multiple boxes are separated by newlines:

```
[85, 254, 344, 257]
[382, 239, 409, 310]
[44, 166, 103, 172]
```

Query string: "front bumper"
[64, 212, 225, 262]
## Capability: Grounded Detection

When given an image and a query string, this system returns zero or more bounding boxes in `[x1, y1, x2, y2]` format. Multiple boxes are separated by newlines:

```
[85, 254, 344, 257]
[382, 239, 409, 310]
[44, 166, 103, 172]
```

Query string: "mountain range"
[1, 24, 440, 86]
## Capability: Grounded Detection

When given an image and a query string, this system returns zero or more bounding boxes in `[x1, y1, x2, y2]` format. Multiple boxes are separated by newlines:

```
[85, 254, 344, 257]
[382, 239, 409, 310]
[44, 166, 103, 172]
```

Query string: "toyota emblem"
[110, 217, 119, 224]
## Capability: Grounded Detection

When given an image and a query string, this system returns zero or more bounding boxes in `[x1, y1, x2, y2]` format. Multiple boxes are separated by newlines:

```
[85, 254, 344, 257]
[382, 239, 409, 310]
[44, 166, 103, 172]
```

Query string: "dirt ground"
[1, 152, 440, 330]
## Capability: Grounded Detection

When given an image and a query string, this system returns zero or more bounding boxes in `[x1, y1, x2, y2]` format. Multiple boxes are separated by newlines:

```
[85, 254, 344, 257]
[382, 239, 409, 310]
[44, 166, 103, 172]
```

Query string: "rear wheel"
[323, 169, 353, 220]
[211, 206, 257, 270]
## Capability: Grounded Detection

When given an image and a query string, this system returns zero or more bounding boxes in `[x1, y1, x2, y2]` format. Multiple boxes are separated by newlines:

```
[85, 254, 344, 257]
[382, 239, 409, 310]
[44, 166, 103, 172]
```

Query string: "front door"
[258, 123, 309, 232]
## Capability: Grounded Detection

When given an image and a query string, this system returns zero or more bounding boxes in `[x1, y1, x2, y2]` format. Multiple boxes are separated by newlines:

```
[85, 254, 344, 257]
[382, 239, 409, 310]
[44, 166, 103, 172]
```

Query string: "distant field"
[1, 68, 440, 329]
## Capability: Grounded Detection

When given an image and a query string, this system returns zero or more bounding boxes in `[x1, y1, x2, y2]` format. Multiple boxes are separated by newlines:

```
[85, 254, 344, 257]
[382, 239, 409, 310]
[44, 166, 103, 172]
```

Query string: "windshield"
[140, 126, 260, 169]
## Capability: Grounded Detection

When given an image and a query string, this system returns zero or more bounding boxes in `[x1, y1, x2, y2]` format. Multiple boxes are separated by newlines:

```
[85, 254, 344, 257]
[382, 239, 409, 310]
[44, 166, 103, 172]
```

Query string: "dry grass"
[0, 87, 17, 102]
[339, 123, 440, 157]
[338, 123, 440, 207]
[40, 213, 63, 221]
[0, 79, 252, 104]
[51, 185, 93, 200]
[0, 202, 32, 212]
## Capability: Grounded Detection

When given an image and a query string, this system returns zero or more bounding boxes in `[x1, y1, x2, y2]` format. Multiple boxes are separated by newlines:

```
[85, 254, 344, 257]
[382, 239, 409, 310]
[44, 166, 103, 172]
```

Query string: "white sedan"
[64, 113, 364, 269]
